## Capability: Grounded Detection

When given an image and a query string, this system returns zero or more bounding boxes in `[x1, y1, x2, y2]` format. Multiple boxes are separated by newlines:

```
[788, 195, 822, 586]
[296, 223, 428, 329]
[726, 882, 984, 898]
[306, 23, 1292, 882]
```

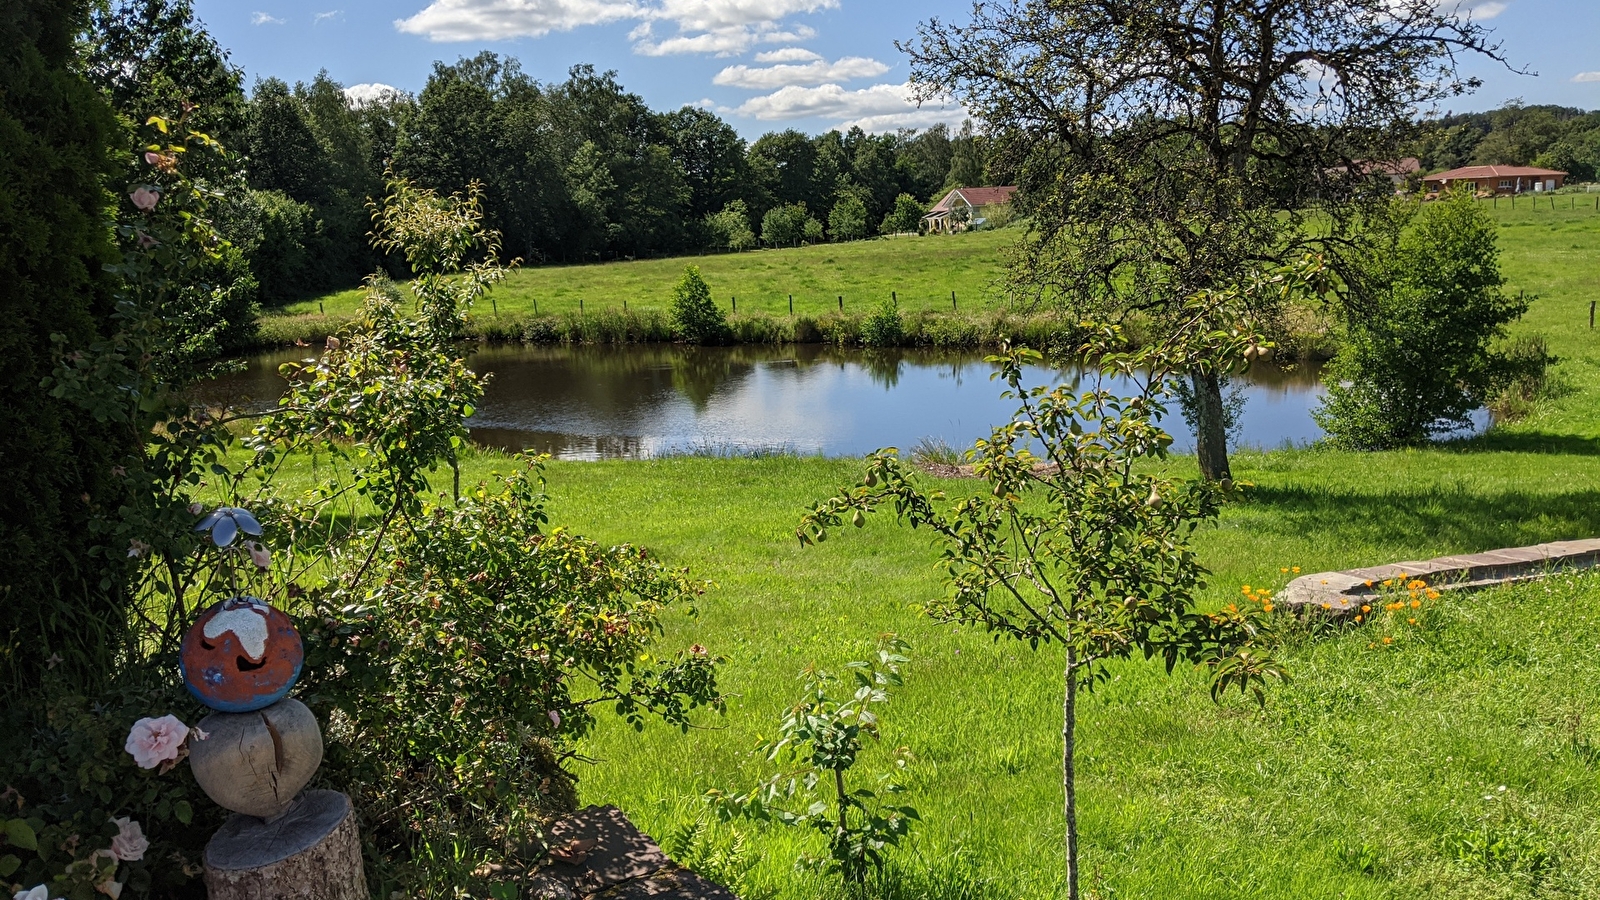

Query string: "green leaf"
[0, 854, 19, 876]
[4, 818, 38, 851]
[175, 800, 193, 825]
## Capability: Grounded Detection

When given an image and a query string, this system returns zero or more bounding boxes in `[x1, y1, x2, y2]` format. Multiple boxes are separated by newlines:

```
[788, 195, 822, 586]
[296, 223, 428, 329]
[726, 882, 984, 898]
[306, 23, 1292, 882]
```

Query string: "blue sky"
[191, 0, 1600, 139]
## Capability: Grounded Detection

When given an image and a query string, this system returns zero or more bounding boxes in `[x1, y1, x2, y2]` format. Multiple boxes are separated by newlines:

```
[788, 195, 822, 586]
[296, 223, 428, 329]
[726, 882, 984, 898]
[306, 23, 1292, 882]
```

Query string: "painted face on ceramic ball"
[180, 597, 303, 713]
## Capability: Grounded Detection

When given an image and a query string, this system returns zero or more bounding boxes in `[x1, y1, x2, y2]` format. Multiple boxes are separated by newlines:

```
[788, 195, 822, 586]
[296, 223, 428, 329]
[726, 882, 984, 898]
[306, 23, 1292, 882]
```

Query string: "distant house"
[923, 186, 1018, 234]
[1423, 165, 1568, 196]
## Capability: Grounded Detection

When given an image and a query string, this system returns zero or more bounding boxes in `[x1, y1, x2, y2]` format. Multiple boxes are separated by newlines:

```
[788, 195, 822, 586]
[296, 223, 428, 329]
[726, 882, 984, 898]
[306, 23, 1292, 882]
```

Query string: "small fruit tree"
[798, 270, 1309, 899]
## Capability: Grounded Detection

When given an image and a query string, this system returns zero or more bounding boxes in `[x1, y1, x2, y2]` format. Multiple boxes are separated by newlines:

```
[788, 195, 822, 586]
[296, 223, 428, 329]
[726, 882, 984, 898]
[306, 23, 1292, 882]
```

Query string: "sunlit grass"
[247, 200, 1600, 898]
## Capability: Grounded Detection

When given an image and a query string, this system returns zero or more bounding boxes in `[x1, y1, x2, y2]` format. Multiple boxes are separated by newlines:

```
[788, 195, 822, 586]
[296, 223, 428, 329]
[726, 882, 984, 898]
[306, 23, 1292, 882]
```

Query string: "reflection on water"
[198, 343, 1336, 461]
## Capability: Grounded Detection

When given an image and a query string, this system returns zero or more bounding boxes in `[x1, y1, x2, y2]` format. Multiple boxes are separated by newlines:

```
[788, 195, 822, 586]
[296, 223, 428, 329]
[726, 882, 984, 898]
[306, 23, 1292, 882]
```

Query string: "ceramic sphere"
[180, 597, 303, 713]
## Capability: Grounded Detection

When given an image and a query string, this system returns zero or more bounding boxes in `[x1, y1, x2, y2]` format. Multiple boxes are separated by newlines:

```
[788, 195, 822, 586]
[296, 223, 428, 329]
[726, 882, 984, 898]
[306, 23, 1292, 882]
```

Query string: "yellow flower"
[1409, 618, 1418, 625]
[1411, 599, 1422, 609]
[1426, 590, 1440, 600]
[1408, 580, 1426, 590]
[1263, 603, 1275, 613]
[1355, 615, 1364, 623]
[1364, 580, 1374, 587]
[1242, 584, 1251, 593]
[1292, 567, 1302, 573]
[1362, 605, 1371, 613]
[1382, 636, 1393, 645]
[1280, 567, 1289, 574]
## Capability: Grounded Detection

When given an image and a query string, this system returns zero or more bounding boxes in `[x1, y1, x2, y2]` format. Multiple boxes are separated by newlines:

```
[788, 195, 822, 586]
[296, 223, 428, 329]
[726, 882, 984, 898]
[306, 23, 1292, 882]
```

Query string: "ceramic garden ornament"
[179, 597, 303, 713]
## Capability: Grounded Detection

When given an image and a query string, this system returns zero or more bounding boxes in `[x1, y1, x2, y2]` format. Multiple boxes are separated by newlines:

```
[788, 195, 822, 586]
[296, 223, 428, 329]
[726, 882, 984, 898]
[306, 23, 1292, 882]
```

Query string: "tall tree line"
[79, 2, 1006, 304]
[1411, 103, 1600, 182]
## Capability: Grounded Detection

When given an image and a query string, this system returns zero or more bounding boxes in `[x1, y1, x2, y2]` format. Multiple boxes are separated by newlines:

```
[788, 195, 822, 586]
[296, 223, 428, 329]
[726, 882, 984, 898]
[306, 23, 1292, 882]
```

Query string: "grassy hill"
[278, 227, 1017, 322]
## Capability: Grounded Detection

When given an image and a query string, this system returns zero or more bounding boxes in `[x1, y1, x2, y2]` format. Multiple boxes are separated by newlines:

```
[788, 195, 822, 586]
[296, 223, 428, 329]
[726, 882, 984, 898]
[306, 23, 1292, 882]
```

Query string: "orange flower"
[1411, 599, 1422, 609]
[1362, 605, 1371, 613]
[1382, 636, 1393, 645]
[1409, 618, 1418, 625]
[1355, 615, 1364, 623]
[1263, 603, 1275, 613]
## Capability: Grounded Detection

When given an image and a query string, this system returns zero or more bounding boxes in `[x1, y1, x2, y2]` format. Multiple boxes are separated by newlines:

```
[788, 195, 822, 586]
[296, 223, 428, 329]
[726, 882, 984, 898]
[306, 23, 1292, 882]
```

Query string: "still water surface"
[200, 344, 1333, 460]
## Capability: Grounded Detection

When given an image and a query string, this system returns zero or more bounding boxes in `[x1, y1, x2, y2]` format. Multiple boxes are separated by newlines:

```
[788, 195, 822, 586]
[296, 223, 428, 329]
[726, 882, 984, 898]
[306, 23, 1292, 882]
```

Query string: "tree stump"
[203, 790, 365, 900]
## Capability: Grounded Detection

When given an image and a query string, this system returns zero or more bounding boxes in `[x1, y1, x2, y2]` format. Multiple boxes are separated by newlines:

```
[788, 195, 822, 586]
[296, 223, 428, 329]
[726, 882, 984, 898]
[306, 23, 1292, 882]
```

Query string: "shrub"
[669, 265, 729, 344]
[301, 460, 722, 892]
[860, 297, 905, 347]
[1315, 190, 1539, 448]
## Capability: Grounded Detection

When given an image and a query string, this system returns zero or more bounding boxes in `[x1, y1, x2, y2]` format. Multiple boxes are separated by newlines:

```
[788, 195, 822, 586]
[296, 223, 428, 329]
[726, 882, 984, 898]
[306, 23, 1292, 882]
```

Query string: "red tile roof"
[927, 186, 1018, 214]
[1424, 165, 1568, 181]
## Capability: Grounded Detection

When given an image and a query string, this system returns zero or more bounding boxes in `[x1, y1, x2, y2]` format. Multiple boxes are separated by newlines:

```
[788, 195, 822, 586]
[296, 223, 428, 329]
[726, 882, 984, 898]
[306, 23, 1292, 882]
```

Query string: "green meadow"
[267, 202, 1600, 898]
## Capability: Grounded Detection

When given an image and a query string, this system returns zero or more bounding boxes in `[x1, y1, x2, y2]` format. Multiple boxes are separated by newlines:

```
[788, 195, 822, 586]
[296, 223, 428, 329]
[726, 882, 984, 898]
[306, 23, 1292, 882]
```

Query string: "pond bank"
[254, 306, 1339, 359]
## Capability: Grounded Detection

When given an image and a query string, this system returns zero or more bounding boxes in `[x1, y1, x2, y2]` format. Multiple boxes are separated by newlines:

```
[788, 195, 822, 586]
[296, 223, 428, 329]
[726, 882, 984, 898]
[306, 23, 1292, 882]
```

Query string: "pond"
[198, 344, 1342, 460]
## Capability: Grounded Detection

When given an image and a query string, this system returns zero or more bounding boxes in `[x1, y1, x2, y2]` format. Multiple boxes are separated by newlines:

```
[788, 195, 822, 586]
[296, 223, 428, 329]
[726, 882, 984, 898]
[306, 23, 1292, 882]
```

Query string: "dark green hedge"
[0, 0, 133, 696]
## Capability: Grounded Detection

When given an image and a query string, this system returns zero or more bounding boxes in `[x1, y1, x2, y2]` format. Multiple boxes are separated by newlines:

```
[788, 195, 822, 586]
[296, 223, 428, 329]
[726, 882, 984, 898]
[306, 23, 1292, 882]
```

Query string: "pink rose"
[124, 715, 188, 769]
[109, 817, 147, 862]
[130, 187, 160, 212]
[548, 710, 561, 728]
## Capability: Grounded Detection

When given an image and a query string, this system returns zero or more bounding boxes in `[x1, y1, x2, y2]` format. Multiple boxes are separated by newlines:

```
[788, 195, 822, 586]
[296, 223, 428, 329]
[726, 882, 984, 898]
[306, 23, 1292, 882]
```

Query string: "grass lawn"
[277, 228, 1016, 322]
[262, 201, 1600, 898]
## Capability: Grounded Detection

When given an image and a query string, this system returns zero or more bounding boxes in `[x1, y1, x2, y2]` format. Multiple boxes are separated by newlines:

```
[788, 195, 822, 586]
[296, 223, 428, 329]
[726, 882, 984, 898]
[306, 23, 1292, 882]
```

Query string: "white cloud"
[251, 11, 284, 25]
[732, 82, 969, 133]
[648, 0, 835, 31]
[397, 0, 640, 41]
[1436, 0, 1508, 19]
[395, 0, 832, 54]
[714, 55, 888, 89]
[345, 83, 404, 106]
[1574, 72, 1600, 84]
[754, 47, 820, 63]
[314, 9, 344, 23]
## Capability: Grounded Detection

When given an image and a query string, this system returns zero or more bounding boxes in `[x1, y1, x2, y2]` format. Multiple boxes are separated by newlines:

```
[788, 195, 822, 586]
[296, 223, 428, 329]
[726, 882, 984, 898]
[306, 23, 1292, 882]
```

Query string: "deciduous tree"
[905, 0, 1508, 480]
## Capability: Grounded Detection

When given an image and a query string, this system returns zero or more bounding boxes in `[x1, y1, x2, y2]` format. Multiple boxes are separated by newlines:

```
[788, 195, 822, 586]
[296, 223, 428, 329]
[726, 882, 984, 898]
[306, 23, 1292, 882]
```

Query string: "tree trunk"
[1189, 369, 1232, 482]
[1063, 651, 1079, 900]
[204, 790, 365, 900]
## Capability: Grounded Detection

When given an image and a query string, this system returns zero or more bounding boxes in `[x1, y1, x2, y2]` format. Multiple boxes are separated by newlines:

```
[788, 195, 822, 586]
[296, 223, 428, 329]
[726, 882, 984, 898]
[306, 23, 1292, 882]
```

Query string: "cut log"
[203, 790, 365, 900]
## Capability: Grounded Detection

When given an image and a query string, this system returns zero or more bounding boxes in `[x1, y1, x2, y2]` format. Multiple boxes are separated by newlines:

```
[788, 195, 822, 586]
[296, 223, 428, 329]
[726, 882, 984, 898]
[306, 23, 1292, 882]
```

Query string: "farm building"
[923, 186, 1018, 234]
[1422, 165, 1568, 196]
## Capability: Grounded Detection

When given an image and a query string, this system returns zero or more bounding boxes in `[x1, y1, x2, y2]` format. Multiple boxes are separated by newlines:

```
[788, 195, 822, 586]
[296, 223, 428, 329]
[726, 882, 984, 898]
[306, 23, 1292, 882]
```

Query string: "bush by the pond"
[861, 297, 906, 347]
[1316, 190, 1544, 449]
[670, 265, 730, 344]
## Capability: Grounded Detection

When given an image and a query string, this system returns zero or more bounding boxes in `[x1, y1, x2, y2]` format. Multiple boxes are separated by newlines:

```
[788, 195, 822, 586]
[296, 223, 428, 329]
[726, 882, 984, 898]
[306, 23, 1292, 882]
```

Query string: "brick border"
[1279, 539, 1600, 615]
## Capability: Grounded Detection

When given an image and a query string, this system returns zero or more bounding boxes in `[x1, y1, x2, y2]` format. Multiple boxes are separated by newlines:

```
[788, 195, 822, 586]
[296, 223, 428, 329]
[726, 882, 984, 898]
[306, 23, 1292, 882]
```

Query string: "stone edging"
[1279, 539, 1600, 615]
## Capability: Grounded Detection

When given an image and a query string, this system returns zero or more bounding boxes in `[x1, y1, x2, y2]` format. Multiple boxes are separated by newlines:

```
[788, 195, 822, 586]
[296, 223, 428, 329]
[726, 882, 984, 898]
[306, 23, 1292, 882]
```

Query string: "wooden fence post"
[789, 294, 794, 316]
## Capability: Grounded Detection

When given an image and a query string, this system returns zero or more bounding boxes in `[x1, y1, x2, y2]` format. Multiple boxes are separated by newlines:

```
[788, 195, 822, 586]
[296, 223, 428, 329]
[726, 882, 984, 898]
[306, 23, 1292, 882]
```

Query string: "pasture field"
[258, 202, 1600, 898]
[276, 228, 1015, 323]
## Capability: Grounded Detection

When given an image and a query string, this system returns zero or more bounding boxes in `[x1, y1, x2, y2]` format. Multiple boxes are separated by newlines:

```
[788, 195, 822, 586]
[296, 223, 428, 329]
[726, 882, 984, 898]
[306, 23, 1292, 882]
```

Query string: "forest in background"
[88, 1, 1600, 324]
